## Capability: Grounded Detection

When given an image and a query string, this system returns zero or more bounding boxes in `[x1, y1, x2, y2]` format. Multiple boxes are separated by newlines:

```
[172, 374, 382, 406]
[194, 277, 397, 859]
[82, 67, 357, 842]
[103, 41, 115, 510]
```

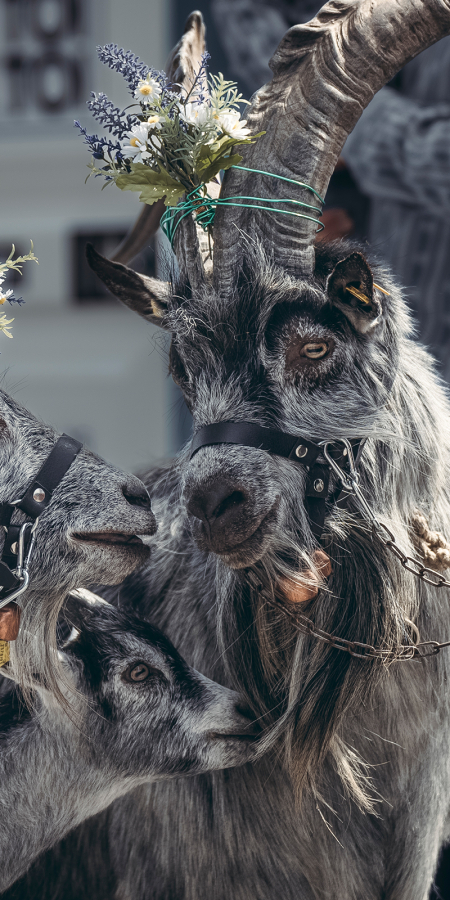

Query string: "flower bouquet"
[75, 47, 263, 241]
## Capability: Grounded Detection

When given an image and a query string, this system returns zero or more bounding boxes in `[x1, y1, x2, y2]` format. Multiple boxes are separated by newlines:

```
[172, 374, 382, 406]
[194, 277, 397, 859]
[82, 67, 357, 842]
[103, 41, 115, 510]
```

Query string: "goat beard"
[215, 518, 415, 810]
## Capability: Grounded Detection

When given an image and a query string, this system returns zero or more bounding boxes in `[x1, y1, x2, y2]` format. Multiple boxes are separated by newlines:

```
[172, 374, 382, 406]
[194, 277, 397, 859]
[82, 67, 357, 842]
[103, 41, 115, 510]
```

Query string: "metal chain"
[260, 440, 450, 663]
[263, 595, 438, 661]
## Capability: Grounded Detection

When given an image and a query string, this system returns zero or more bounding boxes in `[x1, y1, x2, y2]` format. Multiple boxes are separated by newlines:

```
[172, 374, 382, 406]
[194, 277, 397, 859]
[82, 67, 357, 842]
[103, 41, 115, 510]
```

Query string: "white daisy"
[0, 289, 13, 306]
[135, 76, 162, 105]
[121, 123, 152, 164]
[215, 110, 250, 139]
[181, 102, 213, 128]
[146, 114, 163, 131]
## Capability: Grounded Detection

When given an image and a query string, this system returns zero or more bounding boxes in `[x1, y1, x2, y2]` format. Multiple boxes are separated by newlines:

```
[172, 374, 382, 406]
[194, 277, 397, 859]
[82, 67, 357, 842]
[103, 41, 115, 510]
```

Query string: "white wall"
[0, 0, 174, 473]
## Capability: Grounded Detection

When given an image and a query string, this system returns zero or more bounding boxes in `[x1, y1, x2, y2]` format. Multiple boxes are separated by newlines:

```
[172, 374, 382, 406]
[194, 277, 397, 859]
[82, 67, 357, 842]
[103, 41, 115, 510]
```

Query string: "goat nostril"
[122, 487, 152, 509]
[213, 491, 246, 519]
[187, 483, 248, 525]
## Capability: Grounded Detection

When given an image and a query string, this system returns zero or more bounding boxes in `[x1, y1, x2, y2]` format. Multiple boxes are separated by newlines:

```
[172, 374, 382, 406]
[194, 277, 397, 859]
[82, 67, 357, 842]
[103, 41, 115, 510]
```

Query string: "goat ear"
[86, 244, 170, 328]
[63, 588, 111, 630]
[326, 252, 382, 334]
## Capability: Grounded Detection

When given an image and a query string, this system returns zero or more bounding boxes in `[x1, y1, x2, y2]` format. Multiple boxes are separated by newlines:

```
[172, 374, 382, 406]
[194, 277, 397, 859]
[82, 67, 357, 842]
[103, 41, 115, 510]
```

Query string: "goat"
[0, 588, 259, 892]
[32, 2, 450, 899]
[0, 387, 156, 703]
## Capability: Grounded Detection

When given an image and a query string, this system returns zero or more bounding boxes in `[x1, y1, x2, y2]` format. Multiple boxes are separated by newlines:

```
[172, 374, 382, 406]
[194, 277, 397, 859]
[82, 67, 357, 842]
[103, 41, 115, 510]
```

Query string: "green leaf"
[194, 132, 265, 183]
[197, 153, 243, 183]
[115, 163, 185, 207]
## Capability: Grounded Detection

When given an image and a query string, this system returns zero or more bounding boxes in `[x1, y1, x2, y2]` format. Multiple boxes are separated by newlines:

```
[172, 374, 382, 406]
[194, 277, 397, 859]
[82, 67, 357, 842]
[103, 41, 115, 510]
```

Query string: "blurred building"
[0, 0, 173, 473]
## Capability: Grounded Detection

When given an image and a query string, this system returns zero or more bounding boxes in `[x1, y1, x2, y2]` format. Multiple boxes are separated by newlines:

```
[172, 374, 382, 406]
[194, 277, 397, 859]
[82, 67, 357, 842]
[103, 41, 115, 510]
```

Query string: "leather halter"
[190, 421, 362, 542]
[0, 434, 82, 607]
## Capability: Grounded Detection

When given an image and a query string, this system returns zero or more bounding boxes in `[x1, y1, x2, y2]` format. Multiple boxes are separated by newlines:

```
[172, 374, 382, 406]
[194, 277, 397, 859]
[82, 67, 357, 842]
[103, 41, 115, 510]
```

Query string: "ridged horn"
[109, 11, 206, 291]
[212, 0, 450, 293]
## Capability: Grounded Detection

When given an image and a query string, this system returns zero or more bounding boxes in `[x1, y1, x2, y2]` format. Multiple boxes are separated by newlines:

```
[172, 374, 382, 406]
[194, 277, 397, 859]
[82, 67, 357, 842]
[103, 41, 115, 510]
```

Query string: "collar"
[0, 434, 82, 608]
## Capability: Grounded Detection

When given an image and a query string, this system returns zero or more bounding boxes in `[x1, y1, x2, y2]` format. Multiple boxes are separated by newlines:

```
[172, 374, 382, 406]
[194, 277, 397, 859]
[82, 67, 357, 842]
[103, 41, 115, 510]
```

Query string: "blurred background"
[0, 0, 173, 473]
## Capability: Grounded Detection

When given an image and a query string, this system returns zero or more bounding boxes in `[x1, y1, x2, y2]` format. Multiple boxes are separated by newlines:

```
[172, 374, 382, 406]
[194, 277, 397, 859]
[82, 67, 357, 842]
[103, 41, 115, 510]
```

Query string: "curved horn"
[109, 11, 206, 290]
[111, 200, 165, 265]
[213, 0, 450, 292]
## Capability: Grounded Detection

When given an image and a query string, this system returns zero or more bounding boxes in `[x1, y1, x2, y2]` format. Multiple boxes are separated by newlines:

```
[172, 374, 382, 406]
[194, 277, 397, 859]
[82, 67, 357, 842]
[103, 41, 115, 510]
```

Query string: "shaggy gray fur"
[0, 590, 259, 891]
[21, 0, 450, 893]
[0, 388, 156, 703]
[20, 240, 450, 900]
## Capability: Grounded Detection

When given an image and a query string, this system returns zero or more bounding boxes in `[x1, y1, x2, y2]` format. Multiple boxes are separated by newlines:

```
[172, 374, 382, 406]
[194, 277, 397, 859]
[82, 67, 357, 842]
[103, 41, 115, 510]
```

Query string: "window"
[72, 231, 156, 303]
[1, 0, 87, 118]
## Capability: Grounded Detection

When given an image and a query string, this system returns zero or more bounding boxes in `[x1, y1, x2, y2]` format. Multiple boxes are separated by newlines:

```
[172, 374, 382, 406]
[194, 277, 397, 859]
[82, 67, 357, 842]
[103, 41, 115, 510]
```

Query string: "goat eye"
[285, 335, 334, 372]
[122, 662, 155, 684]
[301, 342, 329, 359]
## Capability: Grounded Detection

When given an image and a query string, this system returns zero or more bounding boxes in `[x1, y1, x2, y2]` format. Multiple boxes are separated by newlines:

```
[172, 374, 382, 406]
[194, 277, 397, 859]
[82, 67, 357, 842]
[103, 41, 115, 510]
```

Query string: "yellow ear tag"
[373, 282, 390, 296]
[0, 641, 10, 667]
[346, 285, 371, 305]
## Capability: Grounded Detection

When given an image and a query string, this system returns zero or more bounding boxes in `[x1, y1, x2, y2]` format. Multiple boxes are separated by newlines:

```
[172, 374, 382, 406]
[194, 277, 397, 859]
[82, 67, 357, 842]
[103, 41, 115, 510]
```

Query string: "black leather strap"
[189, 421, 363, 543]
[0, 434, 83, 600]
[16, 434, 82, 519]
[191, 422, 321, 468]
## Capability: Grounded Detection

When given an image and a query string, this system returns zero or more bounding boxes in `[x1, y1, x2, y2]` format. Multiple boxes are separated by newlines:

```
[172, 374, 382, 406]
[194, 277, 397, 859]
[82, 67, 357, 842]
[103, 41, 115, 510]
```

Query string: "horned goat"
[24, 2, 450, 899]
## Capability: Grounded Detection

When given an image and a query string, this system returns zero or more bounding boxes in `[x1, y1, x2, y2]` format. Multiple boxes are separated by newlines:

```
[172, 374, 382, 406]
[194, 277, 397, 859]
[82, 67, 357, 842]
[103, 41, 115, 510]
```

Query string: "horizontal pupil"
[304, 343, 327, 356]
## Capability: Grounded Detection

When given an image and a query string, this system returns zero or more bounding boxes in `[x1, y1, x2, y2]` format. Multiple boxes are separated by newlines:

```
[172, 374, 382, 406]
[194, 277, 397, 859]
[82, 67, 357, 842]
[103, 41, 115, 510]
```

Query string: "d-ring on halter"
[0, 434, 82, 610]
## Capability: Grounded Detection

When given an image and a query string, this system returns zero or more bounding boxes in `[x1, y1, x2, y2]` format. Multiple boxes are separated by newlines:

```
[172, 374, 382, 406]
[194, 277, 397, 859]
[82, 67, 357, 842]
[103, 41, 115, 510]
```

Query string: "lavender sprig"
[7, 295, 25, 305]
[74, 121, 122, 161]
[86, 92, 137, 139]
[189, 51, 211, 105]
[96, 44, 169, 95]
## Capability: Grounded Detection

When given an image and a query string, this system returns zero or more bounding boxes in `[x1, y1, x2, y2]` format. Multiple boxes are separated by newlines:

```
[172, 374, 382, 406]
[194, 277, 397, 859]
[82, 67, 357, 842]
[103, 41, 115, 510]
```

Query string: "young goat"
[0, 589, 259, 892]
[0, 388, 156, 700]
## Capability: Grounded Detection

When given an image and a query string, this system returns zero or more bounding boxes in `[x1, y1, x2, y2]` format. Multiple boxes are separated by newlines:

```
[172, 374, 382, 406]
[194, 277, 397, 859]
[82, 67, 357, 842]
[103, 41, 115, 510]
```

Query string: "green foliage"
[0, 242, 38, 279]
[116, 163, 186, 206]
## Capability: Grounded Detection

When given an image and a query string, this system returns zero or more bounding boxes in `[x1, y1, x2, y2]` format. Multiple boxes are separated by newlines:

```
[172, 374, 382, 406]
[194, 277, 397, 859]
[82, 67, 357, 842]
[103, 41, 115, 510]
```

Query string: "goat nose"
[122, 482, 152, 509]
[187, 482, 248, 526]
[234, 703, 262, 736]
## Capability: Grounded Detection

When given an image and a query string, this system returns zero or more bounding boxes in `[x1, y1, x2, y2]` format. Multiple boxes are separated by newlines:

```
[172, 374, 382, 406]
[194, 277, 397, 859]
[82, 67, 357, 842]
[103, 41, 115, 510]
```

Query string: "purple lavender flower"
[7, 295, 25, 305]
[74, 121, 122, 162]
[86, 92, 138, 140]
[96, 44, 169, 95]
[190, 51, 211, 105]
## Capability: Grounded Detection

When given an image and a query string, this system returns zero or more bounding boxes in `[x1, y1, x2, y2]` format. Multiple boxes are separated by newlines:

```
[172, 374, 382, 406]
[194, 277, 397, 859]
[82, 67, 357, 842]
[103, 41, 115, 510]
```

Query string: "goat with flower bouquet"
[75, 46, 264, 244]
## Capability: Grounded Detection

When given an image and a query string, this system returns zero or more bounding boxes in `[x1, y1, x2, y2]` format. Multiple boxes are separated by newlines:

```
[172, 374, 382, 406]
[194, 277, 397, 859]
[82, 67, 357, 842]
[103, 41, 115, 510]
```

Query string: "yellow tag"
[0, 641, 10, 667]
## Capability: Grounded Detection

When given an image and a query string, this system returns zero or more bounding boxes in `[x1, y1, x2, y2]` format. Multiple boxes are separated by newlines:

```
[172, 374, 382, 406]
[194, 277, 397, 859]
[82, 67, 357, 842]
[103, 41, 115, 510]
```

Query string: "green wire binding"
[160, 165, 324, 246]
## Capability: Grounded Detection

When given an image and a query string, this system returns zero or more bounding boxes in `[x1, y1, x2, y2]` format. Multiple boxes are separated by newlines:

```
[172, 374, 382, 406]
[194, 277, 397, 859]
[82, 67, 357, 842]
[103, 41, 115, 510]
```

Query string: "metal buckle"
[0, 520, 38, 610]
[320, 439, 359, 491]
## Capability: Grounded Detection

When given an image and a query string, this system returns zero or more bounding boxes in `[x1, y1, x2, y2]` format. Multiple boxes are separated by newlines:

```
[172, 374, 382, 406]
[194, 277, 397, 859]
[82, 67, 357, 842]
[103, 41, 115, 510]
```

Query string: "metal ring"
[0, 571, 29, 609]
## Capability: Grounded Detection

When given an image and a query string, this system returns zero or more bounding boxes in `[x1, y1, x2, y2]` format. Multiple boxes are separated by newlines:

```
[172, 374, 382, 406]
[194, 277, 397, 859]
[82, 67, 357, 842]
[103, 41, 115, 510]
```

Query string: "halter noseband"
[0, 434, 82, 608]
[190, 421, 362, 541]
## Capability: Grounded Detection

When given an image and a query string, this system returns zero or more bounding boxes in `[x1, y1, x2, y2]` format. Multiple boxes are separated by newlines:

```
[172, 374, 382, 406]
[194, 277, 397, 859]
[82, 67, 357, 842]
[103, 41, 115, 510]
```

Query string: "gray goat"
[0, 588, 259, 892]
[25, 1, 450, 899]
[0, 388, 156, 700]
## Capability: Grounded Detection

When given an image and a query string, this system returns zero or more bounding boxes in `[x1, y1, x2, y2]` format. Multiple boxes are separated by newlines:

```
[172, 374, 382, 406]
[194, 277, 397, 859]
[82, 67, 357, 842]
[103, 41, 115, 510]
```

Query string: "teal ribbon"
[160, 165, 324, 246]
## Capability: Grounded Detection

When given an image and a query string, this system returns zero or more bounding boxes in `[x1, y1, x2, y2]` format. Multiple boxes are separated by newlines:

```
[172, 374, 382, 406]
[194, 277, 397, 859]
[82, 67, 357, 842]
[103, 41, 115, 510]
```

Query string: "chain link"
[261, 440, 450, 663]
